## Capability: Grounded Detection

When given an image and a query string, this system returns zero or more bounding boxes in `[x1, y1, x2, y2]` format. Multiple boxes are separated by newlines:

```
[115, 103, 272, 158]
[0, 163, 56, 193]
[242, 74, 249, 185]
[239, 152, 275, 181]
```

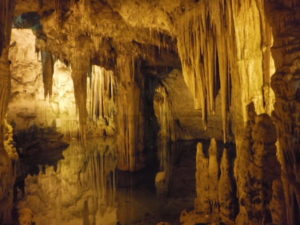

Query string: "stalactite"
[87, 66, 115, 123]
[154, 85, 175, 141]
[41, 51, 54, 98]
[70, 36, 91, 142]
[176, 0, 273, 141]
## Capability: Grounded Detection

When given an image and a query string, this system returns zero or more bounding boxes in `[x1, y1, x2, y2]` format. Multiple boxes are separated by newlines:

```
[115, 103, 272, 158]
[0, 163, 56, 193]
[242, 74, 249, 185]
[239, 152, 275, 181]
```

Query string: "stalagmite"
[195, 142, 210, 214]
[235, 103, 282, 225]
[218, 148, 237, 224]
[208, 138, 219, 214]
[41, 51, 54, 98]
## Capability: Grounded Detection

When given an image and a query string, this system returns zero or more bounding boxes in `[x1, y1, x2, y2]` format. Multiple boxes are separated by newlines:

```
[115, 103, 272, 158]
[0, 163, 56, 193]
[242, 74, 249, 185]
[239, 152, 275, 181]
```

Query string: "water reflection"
[19, 139, 196, 225]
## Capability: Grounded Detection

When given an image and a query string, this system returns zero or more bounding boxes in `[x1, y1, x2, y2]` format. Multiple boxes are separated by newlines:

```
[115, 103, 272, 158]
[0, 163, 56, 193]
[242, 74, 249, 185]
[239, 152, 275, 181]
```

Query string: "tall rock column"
[235, 103, 282, 225]
[70, 36, 91, 141]
[208, 138, 219, 214]
[265, 1, 300, 224]
[116, 54, 144, 171]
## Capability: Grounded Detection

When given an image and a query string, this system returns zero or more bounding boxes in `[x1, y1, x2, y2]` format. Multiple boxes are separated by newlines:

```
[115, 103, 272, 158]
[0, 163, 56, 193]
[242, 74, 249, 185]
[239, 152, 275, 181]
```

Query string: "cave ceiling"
[14, 0, 191, 70]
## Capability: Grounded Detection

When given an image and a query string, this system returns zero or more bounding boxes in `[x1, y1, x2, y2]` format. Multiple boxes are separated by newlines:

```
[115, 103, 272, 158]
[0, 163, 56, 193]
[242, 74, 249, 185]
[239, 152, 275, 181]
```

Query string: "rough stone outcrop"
[218, 148, 237, 224]
[0, 1, 16, 223]
[235, 103, 283, 225]
[265, 1, 300, 224]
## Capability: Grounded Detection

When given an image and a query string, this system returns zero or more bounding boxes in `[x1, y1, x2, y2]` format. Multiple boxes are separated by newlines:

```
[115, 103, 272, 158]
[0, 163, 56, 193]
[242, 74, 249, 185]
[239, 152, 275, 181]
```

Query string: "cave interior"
[0, 0, 300, 225]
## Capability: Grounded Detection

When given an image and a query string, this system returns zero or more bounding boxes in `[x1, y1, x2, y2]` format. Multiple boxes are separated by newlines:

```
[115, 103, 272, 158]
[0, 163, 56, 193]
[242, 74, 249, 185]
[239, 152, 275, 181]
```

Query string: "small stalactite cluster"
[235, 103, 283, 225]
[176, 1, 234, 141]
[87, 66, 115, 127]
[176, 0, 274, 141]
[116, 54, 144, 171]
[41, 51, 54, 98]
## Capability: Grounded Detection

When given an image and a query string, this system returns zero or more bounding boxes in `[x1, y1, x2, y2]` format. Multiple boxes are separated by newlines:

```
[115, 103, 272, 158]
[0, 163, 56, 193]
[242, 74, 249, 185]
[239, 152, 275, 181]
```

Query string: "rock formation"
[194, 142, 210, 215]
[235, 103, 283, 225]
[265, 1, 300, 224]
[208, 138, 219, 214]
[116, 54, 145, 171]
[218, 148, 237, 224]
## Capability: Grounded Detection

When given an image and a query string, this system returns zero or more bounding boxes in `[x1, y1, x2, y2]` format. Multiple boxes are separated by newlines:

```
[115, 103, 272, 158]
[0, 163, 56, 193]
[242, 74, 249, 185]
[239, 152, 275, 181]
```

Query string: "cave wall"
[154, 69, 223, 141]
[264, 1, 300, 224]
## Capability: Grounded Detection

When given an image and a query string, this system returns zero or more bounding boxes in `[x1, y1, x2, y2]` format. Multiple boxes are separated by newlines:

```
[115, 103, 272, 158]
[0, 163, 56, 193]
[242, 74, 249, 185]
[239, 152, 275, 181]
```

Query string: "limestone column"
[70, 36, 91, 141]
[116, 54, 145, 171]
